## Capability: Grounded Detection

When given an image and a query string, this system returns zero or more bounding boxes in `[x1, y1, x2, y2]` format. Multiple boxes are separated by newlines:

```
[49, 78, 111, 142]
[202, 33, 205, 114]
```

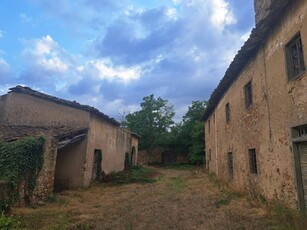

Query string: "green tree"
[124, 95, 175, 153]
[170, 100, 207, 164]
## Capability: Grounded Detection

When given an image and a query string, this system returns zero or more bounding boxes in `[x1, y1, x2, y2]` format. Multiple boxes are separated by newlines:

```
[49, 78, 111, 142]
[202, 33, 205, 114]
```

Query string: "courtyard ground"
[12, 165, 294, 229]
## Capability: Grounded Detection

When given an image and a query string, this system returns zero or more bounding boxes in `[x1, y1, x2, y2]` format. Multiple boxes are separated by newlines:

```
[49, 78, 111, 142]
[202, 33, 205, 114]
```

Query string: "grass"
[0, 212, 20, 230]
[267, 201, 307, 230]
[103, 166, 157, 184]
[171, 177, 186, 193]
[164, 164, 196, 170]
[207, 172, 243, 208]
[207, 172, 307, 228]
[17, 211, 73, 230]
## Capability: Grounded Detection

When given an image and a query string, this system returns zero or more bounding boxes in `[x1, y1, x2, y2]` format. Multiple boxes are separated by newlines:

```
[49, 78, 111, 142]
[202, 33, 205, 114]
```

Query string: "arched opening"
[161, 150, 177, 165]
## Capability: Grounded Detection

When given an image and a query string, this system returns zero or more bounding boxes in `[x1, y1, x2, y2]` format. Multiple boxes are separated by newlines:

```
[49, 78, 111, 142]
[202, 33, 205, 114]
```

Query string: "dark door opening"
[92, 149, 102, 182]
[162, 151, 177, 165]
[131, 147, 136, 166]
[54, 139, 86, 192]
[125, 152, 132, 170]
[297, 142, 307, 210]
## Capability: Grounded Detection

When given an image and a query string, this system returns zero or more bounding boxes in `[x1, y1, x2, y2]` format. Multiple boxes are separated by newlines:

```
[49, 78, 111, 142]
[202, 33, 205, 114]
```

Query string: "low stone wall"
[137, 147, 188, 165]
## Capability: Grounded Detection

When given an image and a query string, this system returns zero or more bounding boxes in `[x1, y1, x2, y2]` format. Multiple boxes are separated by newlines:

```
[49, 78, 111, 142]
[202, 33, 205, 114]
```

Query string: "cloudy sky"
[0, 0, 254, 121]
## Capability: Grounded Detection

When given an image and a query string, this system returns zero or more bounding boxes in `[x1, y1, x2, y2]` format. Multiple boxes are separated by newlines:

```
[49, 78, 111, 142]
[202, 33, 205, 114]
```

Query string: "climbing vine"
[0, 136, 45, 210]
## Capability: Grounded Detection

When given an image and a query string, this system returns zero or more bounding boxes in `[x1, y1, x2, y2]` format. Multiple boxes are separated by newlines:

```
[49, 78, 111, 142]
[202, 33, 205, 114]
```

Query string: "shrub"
[0, 212, 19, 230]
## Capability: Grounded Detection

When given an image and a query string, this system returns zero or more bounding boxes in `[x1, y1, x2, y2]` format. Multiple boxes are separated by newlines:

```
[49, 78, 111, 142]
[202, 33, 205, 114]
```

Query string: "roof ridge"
[8, 85, 121, 126]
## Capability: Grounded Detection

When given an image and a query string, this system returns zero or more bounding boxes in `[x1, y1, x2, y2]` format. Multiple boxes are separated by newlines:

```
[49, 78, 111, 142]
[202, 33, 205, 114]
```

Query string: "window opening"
[228, 152, 234, 179]
[226, 103, 230, 123]
[286, 33, 305, 80]
[244, 81, 253, 109]
[248, 148, 258, 175]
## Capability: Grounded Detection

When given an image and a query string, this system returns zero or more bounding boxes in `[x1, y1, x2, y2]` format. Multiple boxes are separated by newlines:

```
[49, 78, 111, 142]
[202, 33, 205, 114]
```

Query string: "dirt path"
[15, 166, 274, 230]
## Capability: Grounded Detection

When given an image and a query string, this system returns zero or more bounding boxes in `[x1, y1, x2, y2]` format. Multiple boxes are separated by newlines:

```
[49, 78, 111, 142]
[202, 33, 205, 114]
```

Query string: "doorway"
[295, 142, 307, 210]
[162, 151, 177, 165]
[92, 149, 102, 182]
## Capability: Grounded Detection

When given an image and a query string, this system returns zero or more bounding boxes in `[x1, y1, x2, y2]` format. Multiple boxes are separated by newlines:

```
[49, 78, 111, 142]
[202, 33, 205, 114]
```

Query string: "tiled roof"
[202, 0, 292, 121]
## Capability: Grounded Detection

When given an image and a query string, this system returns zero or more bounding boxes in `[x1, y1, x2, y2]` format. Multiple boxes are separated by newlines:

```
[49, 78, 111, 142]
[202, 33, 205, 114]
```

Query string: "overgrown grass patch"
[101, 166, 157, 184]
[207, 172, 242, 208]
[267, 201, 307, 230]
[171, 177, 186, 193]
[164, 164, 196, 170]
[17, 210, 73, 230]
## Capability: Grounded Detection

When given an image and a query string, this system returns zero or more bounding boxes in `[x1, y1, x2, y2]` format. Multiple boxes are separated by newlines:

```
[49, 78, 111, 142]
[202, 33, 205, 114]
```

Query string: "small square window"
[286, 33, 305, 80]
[227, 152, 234, 179]
[225, 103, 230, 123]
[244, 81, 253, 109]
[248, 149, 258, 175]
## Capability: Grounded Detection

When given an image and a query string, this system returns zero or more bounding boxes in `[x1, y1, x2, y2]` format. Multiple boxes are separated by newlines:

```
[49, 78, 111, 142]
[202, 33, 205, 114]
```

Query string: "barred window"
[248, 148, 258, 175]
[244, 81, 253, 109]
[228, 152, 234, 179]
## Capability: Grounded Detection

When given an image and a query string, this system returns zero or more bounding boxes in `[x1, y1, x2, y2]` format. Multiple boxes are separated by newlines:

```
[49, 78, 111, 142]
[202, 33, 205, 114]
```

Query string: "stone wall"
[254, 0, 273, 24]
[0, 125, 88, 204]
[205, 0, 307, 208]
[137, 147, 188, 165]
[31, 137, 58, 203]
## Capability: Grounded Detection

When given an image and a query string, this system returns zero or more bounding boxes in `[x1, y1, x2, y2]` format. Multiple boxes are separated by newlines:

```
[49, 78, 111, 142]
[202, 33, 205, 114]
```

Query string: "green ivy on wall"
[0, 136, 45, 210]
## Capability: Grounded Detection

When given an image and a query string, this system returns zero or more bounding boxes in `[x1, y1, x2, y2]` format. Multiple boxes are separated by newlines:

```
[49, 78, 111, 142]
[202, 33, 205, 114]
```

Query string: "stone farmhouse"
[203, 0, 307, 209]
[0, 85, 139, 202]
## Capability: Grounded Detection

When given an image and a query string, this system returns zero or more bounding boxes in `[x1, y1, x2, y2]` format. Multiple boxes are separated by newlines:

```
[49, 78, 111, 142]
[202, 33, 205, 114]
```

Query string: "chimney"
[254, 0, 273, 24]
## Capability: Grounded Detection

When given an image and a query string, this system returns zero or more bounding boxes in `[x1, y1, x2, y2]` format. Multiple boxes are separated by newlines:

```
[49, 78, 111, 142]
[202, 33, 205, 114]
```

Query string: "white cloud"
[172, 0, 181, 5]
[210, 0, 236, 30]
[20, 13, 33, 23]
[0, 58, 13, 80]
[0, 30, 4, 39]
[166, 8, 178, 20]
[81, 60, 141, 82]
[23, 35, 69, 73]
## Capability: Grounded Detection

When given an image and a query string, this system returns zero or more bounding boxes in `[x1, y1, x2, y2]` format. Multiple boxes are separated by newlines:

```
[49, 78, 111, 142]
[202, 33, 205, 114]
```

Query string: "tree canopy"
[168, 101, 207, 164]
[123, 95, 207, 164]
[123, 94, 175, 152]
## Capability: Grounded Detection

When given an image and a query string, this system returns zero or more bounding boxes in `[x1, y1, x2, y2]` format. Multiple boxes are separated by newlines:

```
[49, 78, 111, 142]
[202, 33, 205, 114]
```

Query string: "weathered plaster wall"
[205, 0, 307, 207]
[1, 92, 89, 127]
[205, 112, 217, 173]
[54, 139, 87, 190]
[84, 115, 137, 186]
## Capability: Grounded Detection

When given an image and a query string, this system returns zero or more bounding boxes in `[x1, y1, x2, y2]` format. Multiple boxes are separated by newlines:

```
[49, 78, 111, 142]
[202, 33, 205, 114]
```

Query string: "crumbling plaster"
[205, 0, 307, 208]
